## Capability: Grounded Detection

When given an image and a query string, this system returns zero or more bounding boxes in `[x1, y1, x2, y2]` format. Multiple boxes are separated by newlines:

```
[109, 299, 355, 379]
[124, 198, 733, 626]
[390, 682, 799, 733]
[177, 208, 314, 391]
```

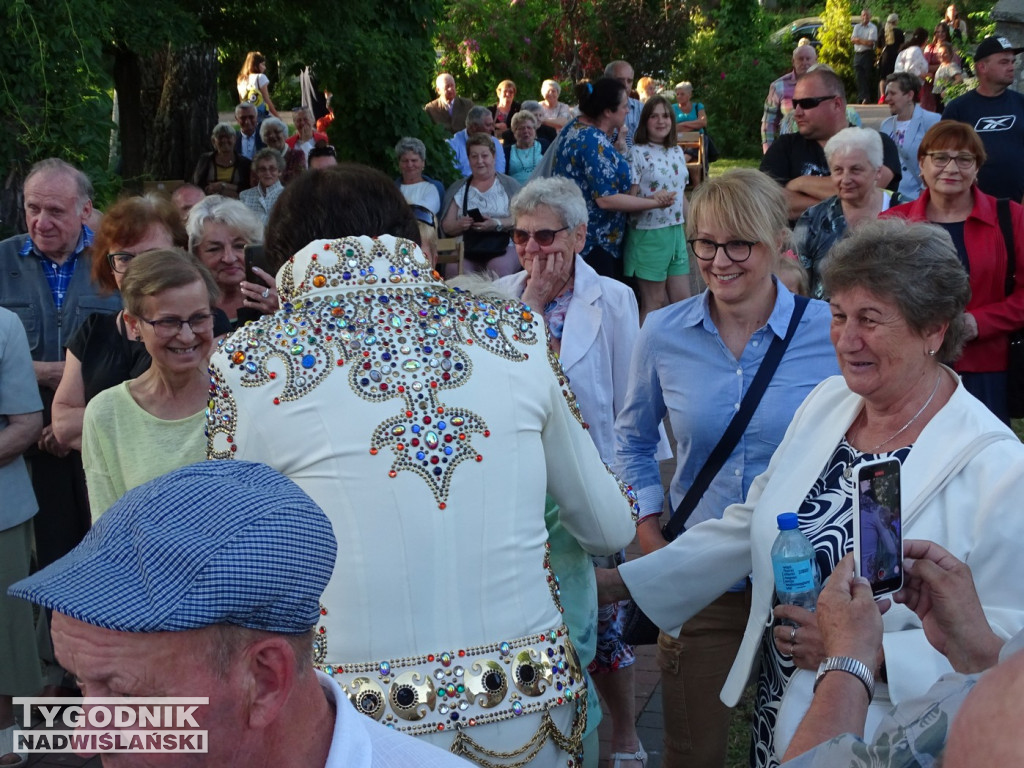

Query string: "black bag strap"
[662, 294, 810, 541]
[461, 179, 471, 215]
[998, 198, 1016, 297]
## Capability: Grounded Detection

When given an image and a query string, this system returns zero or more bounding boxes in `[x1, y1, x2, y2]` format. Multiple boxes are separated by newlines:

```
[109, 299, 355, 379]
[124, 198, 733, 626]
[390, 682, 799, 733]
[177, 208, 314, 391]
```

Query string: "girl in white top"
[236, 51, 279, 121]
[625, 95, 690, 323]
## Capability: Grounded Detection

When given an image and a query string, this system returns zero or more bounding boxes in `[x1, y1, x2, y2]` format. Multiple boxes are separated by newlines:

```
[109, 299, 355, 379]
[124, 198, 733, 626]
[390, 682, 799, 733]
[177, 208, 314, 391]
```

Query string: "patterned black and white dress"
[751, 438, 911, 768]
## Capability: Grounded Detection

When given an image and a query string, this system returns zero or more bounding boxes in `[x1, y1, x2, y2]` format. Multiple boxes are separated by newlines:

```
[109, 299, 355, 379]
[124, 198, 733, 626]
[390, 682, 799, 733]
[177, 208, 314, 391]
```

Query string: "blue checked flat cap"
[10, 461, 337, 634]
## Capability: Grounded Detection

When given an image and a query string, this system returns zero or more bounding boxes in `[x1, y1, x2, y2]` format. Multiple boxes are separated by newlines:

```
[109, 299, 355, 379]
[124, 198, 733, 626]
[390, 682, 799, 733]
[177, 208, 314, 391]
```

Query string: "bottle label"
[774, 559, 816, 594]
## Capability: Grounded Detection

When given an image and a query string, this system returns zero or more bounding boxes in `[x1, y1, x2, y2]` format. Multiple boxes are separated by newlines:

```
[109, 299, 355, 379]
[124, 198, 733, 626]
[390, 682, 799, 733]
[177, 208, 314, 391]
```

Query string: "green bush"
[674, 4, 790, 159]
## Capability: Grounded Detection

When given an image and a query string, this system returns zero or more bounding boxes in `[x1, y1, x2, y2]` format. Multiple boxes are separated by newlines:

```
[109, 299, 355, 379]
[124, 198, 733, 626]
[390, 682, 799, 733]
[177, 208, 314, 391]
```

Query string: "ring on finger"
[789, 626, 798, 644]
[261, 288, 270, 299]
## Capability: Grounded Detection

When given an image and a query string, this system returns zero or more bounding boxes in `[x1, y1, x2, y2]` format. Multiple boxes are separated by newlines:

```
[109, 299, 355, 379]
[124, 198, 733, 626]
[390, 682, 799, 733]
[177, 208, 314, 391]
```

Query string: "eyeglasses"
[107, 252, 136, 274]
[138, 312, 215, 338]
[792, 95, 837, 110]
[688, 238, 758, 262]
[925, 152, 977, 169]
[511, 227, 570, 246]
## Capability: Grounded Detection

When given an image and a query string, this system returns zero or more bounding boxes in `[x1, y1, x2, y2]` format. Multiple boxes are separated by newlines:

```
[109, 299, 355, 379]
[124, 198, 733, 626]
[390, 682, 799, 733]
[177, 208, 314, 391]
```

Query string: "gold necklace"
[844, 372, 942, 478]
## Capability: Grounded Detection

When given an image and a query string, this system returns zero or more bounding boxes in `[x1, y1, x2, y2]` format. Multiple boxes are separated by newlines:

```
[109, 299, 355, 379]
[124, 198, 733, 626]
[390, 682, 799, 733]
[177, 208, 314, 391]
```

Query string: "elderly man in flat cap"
[8, 461, 466, 768]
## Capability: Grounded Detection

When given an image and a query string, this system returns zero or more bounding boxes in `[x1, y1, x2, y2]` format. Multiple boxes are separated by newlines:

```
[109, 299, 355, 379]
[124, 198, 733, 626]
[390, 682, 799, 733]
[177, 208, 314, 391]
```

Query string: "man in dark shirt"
[761, 68, 901, 222]
[942, 36, 1024, 202]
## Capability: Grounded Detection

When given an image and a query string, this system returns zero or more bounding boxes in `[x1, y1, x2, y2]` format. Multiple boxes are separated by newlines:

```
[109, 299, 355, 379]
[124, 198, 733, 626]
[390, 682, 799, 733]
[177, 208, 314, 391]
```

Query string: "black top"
[67, 309, 233, 403]
[760, 130, 902, 195]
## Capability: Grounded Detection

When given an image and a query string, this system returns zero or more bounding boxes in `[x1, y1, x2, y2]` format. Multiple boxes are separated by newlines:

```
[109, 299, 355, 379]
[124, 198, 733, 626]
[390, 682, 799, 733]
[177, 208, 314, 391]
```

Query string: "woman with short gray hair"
[539, 79, 572, 129]
[191, 122, 251, 199]
[794, 127, 904, 298]
[395, 136, 443, 214]
[187, 196, 275, 326]
[505, 111, 545, 185]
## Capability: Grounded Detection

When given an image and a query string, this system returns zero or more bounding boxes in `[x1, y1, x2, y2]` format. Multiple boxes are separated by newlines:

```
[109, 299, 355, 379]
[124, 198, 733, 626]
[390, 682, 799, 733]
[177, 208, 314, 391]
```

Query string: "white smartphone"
[852, 458, 903, 598]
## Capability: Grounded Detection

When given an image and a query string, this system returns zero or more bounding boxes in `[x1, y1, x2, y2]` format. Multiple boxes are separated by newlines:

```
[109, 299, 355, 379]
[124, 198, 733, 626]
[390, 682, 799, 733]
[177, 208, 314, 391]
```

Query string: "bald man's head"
[793, 45, 817, 76]
[944, 647, 1024, 766]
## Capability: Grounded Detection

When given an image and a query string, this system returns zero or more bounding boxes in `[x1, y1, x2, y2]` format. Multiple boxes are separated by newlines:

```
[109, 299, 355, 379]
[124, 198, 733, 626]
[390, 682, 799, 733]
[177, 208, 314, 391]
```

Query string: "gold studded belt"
[321, 626, 585, 737]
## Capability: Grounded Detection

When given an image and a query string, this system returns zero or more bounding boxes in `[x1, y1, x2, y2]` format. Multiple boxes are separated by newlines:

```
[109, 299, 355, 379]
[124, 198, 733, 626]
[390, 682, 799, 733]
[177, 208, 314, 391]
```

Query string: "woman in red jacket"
[882, 121, 1024, 422]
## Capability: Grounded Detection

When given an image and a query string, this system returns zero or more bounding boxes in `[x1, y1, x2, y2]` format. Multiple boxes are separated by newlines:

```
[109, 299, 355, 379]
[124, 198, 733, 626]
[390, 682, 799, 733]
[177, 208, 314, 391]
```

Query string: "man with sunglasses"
[761, 68, 901, 222]
[942, 36, 1024, 202]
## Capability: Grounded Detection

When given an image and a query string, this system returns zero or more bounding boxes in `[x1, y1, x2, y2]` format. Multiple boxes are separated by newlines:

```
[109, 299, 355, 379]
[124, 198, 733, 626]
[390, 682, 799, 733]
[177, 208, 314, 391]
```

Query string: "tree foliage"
[818, 0, 856, 94]
[674, 0, 790, 159]
[0, 0, 117, 235]
[434, 0, 689, 103]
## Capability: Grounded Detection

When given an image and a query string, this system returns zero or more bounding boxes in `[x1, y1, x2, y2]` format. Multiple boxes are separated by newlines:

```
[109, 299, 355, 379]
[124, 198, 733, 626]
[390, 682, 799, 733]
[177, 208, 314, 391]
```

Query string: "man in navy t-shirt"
[943, 36, 1024, 202]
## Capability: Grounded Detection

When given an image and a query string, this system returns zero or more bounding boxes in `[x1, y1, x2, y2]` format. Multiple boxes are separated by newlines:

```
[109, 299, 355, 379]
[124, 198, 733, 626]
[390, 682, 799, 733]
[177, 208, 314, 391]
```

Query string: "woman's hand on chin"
[773, 605, 827, 670]
[523, 250, 571, 307]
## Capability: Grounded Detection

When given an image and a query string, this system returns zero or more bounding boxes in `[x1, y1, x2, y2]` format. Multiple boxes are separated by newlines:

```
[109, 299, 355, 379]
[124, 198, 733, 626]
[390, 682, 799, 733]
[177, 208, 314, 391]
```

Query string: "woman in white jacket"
[600, 218, 1024, 768]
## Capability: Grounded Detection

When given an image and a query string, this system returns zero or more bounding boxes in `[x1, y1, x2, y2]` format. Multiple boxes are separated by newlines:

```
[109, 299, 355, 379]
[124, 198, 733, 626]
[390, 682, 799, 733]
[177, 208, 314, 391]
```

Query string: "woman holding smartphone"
[603, 218, 1024, 767]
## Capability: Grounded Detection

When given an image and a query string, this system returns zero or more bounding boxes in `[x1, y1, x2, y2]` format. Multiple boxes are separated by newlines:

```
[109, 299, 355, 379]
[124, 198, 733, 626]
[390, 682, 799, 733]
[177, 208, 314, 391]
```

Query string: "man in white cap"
[942, 35, 1024, 201]
[9, 461, 466, 767]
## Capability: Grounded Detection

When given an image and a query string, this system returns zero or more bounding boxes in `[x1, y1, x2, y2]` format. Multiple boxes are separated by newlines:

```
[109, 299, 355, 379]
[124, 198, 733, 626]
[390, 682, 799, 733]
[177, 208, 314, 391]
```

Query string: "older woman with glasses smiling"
[81, 249, 220, 517]
[883, 121, 1024, 422]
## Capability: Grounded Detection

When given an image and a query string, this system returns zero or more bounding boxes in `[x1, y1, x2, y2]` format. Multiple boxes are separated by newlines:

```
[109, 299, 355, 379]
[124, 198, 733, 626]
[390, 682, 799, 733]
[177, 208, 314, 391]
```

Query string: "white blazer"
[620, 370, 1024, 708]
[881, 105, 942, 200]
[497, 255, 670, 464]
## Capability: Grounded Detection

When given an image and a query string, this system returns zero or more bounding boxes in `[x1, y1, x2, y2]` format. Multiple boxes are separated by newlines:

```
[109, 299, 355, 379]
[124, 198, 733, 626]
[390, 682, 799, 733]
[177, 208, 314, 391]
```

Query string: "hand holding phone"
[466, 208, 486, 223]
[244, 244, 271, 288]
[853, 458, 903, 598]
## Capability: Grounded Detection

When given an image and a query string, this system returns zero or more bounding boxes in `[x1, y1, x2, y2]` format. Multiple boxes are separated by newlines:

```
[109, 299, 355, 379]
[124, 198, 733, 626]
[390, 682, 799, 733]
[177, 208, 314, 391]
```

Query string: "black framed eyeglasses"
[924, 152, 976, 169]
[792, 95, 837, 110]
[107, 252, 136, 274]
[138, 312, 215, 338]
[510, 227, 570, 246]
[687, 238, 758, 262]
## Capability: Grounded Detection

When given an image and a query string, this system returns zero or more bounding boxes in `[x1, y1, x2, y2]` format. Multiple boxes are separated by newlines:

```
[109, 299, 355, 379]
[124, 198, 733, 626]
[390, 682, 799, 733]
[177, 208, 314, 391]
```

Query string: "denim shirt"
[614, 279, 839, 529]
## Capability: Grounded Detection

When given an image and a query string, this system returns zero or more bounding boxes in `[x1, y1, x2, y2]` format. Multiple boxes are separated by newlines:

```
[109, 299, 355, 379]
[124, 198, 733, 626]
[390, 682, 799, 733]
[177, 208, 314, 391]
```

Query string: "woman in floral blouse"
[553, 77, 674, 280]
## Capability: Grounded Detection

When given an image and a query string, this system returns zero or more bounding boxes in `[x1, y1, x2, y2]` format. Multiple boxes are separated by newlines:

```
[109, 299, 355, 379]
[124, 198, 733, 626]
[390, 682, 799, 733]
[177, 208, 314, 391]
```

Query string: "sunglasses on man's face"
[510, 227, 570, 246]
[792, 94, 837, 110]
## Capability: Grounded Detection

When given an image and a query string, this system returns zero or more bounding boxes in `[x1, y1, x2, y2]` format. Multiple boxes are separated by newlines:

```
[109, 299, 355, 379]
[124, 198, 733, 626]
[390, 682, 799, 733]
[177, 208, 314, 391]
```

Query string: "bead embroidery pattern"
[313, 620, 584, 739]
[207, 237, 541, 507]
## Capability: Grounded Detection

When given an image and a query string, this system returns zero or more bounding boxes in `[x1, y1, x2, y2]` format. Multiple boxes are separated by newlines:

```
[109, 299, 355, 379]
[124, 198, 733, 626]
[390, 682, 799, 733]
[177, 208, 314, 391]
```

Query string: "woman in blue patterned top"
[554, 77, 675, 280]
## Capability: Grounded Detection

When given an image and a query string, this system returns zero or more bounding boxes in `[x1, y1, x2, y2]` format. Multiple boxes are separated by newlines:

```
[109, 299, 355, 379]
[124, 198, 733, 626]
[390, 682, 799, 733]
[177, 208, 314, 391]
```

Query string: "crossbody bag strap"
[662, 294, 810, 541]
[998, 198, 1016, 297]
[663, 294, 806, 540]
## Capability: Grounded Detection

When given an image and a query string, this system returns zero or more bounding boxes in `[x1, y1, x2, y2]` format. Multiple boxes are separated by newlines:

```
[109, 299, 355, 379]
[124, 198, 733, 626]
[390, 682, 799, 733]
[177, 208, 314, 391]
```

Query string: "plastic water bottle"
[771, 513, 821, 616]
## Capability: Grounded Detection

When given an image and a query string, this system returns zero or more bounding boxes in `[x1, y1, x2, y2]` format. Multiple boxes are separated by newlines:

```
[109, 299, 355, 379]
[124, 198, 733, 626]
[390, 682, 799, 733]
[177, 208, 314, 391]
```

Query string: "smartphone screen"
[853, 458, 903, 597]
[244, 244, 270, 288]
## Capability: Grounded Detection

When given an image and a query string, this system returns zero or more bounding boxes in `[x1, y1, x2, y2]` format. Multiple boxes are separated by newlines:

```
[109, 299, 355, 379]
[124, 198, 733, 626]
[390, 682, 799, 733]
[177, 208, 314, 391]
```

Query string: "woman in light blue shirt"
[613, 169, 839, 768]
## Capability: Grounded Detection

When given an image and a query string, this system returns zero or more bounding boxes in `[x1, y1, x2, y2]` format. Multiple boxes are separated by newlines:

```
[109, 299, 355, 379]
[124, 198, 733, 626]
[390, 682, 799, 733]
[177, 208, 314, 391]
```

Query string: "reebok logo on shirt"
[975, 115, 1016, 132]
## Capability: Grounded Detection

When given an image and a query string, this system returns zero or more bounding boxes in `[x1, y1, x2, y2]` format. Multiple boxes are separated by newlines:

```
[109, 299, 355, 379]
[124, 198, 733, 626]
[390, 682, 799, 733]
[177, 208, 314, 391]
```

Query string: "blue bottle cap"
[776, 512, 799, 530]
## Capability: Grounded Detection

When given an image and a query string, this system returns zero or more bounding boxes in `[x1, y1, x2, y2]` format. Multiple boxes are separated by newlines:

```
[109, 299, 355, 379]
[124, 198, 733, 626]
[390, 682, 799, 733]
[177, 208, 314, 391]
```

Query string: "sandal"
[609, 742, 648, 768]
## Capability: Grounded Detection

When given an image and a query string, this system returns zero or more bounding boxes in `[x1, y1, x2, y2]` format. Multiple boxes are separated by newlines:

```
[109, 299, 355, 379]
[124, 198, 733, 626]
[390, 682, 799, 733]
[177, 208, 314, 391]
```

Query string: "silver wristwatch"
[814, 656, 874, 701]
[494, 220, 503, 232]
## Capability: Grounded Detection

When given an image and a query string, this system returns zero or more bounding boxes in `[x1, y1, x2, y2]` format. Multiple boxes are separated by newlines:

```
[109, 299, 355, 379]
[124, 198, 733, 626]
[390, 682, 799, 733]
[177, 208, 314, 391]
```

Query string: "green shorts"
[623, 225, 689, 281]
